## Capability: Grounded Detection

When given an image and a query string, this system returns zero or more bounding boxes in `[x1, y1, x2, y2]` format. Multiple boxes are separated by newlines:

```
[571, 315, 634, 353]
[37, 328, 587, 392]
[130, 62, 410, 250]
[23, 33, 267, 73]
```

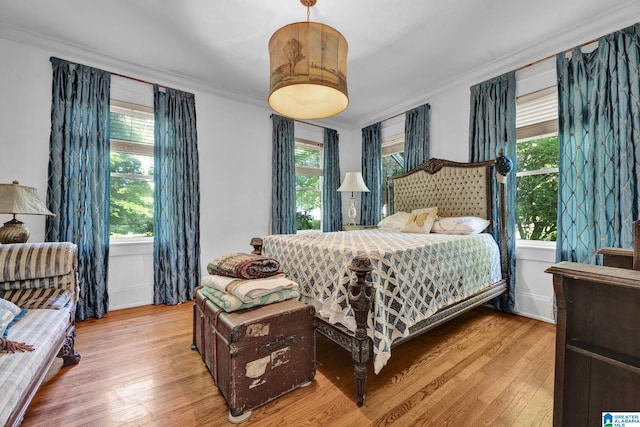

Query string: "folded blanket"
[207, 253, 281, 279]
[201, 273, 298, 303]
[197, 285, 300, 312]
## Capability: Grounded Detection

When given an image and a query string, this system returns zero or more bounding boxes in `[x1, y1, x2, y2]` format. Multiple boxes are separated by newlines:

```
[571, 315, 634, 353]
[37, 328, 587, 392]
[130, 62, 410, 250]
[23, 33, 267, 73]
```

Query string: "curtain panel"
[46, 57, 111, 320]
[468, 71, 517, 313]
[404, 103, 431, 171]
[556, 23, 640, 264]
[153, 85, 201, 305]
[271, 115, 296, 234]
[360, 122, 382, 226]
[322, 128, 342, 231]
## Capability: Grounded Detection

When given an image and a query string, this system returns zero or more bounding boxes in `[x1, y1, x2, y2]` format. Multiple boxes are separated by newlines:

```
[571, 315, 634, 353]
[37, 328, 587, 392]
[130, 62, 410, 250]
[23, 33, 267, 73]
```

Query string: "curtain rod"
[269, 114, 327, 130]
[378, 103, 431, 125]
[515, 38, 598, 72]
[51, 57, 166, 89]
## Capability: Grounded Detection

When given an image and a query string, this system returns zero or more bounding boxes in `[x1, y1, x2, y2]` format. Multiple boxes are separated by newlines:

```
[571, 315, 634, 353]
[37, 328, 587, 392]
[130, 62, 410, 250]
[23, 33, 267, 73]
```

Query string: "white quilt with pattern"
[263, 230, 502, 374]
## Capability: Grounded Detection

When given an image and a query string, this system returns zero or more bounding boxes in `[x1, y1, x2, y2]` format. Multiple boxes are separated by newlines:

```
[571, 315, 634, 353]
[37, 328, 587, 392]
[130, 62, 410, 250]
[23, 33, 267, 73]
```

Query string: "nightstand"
[342, 225, 377, 231]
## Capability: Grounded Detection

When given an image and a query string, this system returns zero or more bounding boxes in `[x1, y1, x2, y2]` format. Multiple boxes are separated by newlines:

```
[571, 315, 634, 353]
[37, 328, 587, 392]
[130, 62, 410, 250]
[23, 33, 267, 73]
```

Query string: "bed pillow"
[1, 298, 22, 339]
[377, 211, 412, 231]
[401, 207, 438, 234]
[432, 216, 490, 235]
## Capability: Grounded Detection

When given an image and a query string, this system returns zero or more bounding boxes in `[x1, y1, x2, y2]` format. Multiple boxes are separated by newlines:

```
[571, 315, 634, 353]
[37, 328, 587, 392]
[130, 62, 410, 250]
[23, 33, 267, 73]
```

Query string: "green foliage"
[295, 144, 322, 230]
[295, 145, 320, 168]
[109, 153, 154, 238]
[516, 136, 558, 241]
[296, 210, 320, 230]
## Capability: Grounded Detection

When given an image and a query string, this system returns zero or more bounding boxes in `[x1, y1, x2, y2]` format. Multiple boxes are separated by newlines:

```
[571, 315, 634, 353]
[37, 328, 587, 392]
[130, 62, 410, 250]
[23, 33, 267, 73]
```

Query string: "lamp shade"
[338, 172, 369, 193]
[0, 181, 54, 216]
[268, 20, 349, 120]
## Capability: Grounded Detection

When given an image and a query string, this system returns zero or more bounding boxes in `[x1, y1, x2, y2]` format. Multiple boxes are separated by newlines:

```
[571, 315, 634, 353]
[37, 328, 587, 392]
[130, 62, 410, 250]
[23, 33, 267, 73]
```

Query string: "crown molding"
[0, 24, 268, 111]
[356, 1, 640, 130]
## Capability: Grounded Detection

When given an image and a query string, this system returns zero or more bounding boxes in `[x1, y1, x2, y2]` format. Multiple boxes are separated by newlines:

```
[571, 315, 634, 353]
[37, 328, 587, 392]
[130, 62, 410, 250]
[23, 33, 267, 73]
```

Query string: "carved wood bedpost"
[348, 255, 374, 407]
[495, 149, 512, 310]
[250, 237, 263, 255]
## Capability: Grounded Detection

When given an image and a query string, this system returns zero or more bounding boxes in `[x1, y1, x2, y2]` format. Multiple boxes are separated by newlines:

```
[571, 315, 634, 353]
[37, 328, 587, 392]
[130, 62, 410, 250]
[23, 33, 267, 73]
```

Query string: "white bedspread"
[262, 230, 502, 374]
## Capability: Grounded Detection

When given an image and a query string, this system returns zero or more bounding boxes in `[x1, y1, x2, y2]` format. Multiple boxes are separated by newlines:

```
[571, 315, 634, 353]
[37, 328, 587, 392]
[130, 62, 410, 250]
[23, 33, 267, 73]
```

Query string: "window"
[515, 87, 559, 241]
[381, 133, 404, 216]
[295, 139, 323, 231]
[109, 100, 155, 238]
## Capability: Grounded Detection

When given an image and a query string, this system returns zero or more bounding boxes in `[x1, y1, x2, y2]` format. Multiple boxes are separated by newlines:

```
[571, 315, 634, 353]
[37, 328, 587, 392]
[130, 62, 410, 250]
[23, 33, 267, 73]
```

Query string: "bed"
[251, 158, 509, 406]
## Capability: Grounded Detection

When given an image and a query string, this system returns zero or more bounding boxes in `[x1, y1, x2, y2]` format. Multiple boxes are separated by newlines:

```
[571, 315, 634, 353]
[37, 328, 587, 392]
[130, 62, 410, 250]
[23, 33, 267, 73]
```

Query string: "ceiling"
[1, 0, 639, 128]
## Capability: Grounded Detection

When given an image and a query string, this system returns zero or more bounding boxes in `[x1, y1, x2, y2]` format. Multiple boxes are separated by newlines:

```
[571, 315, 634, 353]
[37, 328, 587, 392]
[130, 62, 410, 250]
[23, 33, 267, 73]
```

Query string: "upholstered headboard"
[392, 158, 495, 219]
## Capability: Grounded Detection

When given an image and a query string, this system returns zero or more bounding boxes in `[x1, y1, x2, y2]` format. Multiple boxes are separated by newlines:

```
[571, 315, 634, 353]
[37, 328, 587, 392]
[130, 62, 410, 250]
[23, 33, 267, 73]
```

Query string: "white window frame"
[109, 100, 155, 241]
[381, 132, 405, 216]
[515, 86, 559, 243]
[294, 138, 324, 231]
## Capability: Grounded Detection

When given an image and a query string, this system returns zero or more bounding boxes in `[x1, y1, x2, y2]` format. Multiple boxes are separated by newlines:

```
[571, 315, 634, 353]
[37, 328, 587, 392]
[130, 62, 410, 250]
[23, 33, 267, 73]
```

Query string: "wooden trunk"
[192, 288, 316, 423]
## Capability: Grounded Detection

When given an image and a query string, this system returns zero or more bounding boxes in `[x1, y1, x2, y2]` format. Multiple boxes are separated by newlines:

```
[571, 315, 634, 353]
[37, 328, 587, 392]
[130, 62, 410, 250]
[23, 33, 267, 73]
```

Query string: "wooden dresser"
[546, 261, 640, 426]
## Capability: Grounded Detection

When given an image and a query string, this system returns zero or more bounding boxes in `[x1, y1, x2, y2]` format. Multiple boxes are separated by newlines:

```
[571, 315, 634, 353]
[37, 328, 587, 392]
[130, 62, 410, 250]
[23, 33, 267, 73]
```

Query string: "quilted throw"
[207, 253, 281, 279]
[262, 230, 502, 374]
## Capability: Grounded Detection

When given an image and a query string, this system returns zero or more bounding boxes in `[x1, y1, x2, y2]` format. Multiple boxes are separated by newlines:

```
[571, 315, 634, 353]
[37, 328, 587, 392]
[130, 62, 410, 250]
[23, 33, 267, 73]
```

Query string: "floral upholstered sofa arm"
[0, 242, 80, 427]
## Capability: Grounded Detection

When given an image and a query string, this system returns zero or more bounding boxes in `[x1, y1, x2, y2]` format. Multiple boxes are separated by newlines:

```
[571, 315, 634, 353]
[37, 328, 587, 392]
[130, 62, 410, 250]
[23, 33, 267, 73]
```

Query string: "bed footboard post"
[348, 255, 374, 407]
[250, 237, 263, 255]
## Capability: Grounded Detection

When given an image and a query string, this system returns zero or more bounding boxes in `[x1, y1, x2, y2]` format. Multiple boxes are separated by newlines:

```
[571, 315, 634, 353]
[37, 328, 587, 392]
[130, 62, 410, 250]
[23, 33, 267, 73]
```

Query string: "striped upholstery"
[1, 288, 73, 310]
[0, 308, 72, 425]
[0, 242, 77, 308]
[0, 242, 78, 426]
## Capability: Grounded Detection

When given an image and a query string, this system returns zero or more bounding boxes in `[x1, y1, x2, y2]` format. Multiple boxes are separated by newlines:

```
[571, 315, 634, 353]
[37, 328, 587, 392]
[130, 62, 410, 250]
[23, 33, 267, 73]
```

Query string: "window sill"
[110, 237, 153, 256]
[516, 239, 556, 263]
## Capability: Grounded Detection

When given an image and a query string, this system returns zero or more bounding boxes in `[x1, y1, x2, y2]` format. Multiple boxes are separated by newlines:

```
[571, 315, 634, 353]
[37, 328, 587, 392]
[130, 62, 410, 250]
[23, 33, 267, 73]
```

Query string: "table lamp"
[0, 180, 54, 244]
[338, 172, 370, 226]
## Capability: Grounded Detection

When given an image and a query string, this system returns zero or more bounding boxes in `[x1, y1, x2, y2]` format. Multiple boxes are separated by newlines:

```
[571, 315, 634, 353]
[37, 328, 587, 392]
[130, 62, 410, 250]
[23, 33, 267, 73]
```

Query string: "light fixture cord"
[306, 3, 310, 21]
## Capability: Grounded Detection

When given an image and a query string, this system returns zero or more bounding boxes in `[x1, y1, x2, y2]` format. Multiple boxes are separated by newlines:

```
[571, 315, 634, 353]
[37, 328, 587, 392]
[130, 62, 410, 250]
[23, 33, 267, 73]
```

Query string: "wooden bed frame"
[251, 158, 509, 407]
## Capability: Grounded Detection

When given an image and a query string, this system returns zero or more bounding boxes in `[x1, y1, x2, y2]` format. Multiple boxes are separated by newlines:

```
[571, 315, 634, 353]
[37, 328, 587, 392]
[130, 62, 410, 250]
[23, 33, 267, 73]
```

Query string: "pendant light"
[268, 0, 348, 120]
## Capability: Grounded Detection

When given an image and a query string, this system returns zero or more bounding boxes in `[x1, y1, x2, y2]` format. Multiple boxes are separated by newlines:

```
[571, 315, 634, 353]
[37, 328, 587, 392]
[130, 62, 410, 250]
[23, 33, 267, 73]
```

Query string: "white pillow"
[432, 216, 490, 235]
[377, 211, 412, 231]
[401, 207, 438, 234]
[1, 298, 22, 338]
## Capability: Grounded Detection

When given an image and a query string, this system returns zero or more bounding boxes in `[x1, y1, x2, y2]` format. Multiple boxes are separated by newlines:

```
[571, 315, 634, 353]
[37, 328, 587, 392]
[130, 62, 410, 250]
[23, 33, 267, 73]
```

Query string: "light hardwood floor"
[22, 303, 555, 426]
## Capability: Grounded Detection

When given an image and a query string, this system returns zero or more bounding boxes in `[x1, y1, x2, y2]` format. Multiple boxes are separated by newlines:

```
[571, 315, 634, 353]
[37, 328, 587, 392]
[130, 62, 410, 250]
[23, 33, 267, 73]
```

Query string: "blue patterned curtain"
[361, 122, 382, 226]
[153, 85, 200, 305]
[469, 71, 516, 313]
[404, 103, 431, 171]
[557, 23, 640, 264]
[322, 128, 342, 231]
[271, 115, 296, 234]
[46, 57, 111, 320]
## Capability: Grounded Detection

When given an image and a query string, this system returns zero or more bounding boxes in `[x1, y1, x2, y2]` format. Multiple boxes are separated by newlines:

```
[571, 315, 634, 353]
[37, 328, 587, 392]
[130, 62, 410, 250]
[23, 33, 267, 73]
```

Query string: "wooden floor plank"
[21, 303, 555, 426]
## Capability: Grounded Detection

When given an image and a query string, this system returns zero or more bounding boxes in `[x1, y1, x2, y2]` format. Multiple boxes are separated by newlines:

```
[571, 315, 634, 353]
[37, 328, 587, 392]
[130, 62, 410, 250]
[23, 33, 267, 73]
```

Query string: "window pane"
[110, 111, 154, 145]
[295, 146, 321, 168]
[109, 112, 153, 238]
[110, 175, 154, 237]
[382, 152, 405, 216]
[518, 135, 558, 172]
[296, 174, 321, 230]
[111, 152, 154, 176]
[516, 172, 558, 241]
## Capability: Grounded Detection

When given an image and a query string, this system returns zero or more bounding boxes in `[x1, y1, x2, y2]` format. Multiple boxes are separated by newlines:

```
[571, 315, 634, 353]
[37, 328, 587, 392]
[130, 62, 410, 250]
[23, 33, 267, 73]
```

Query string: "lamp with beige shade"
[337, 172, 369, 226]
[0, 181, 54, 244]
